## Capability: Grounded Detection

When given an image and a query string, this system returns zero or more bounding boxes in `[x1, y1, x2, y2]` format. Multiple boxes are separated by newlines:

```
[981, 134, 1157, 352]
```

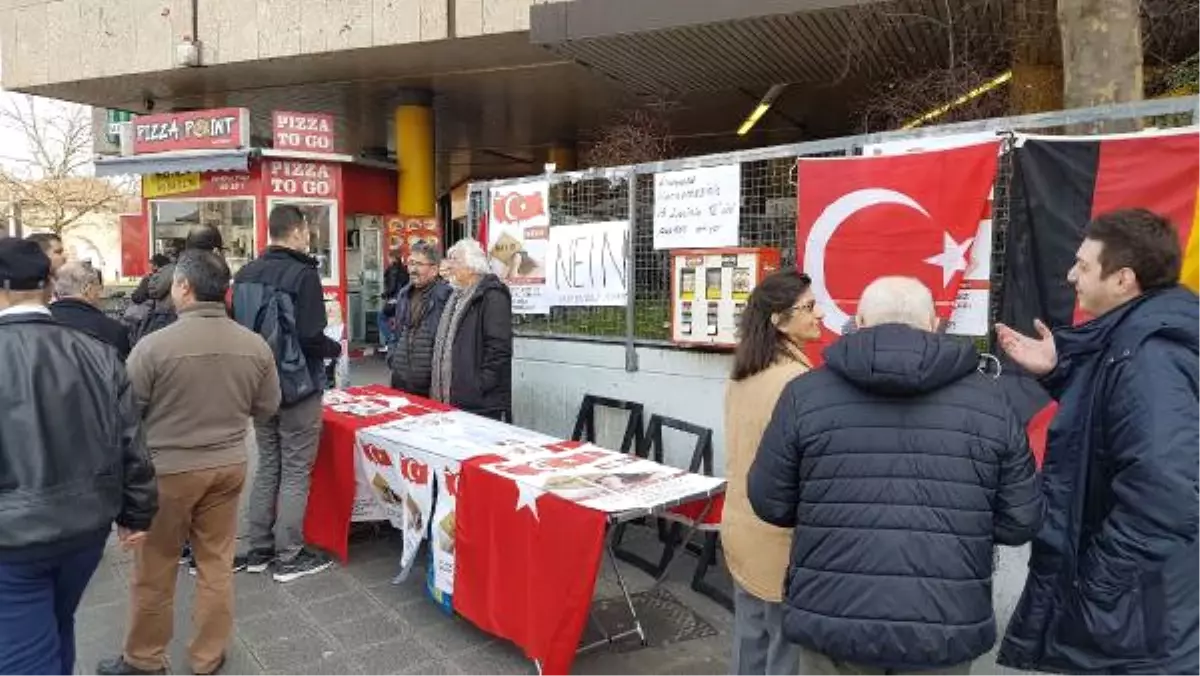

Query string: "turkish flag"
[796, 142, 1001, 363]
[454, 455, 607, 675]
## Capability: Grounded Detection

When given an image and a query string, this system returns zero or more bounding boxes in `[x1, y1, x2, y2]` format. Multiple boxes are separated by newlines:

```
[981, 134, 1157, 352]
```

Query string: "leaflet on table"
[482, 444, 725, 514]
[322, 389, 413, 418]
[366, 410, 559, 462]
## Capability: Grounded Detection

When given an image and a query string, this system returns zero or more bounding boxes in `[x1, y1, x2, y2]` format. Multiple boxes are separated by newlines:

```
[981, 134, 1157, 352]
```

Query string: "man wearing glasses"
[385, 241, 451, 398]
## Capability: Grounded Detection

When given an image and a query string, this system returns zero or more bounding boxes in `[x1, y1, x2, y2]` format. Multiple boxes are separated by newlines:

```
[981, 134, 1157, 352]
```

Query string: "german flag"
[997, 129, 1199, 465]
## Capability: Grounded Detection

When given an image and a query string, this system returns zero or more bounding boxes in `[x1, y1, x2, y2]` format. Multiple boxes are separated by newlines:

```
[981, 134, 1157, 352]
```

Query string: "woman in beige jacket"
[723, 269, 823, 675]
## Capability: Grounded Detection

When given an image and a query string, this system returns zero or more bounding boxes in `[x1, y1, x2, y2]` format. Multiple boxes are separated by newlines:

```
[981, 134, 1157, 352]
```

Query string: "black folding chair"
[569, 394, 646, 456]
[610, 414, 732, 610]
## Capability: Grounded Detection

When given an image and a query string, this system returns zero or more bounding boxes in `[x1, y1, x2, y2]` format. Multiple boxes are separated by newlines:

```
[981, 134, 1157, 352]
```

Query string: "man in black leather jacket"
[0, 238, 158, 675]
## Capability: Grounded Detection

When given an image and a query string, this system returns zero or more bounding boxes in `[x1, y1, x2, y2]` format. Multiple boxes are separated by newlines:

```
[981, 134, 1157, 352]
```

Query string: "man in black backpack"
[233, 205, 341, 583]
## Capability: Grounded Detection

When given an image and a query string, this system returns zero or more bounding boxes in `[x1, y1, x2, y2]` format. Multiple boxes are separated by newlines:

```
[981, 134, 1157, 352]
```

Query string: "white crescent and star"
[514, 481, 544, 520]
[803, 188, 974, 334]
[501, 194, 520, 223]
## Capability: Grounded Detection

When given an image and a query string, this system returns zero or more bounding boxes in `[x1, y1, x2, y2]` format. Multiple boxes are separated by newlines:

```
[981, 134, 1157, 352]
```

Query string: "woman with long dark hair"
[722, 269, 823, 674]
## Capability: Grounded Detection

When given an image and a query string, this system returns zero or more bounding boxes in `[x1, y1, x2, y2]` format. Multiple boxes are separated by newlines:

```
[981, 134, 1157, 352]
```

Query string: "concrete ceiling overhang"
[529, 0, 1009, 95]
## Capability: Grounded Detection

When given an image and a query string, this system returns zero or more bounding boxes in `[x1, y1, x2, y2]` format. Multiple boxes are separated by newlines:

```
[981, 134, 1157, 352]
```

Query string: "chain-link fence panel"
[465, 97, 1198, 347]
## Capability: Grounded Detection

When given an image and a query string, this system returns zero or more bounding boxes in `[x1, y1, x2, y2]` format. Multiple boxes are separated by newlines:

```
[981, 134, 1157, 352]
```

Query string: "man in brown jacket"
[97, 249, 280, 676]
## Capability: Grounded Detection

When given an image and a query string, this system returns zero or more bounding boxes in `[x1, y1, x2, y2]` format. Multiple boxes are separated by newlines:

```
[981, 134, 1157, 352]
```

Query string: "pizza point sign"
[131, 107, 250, 154]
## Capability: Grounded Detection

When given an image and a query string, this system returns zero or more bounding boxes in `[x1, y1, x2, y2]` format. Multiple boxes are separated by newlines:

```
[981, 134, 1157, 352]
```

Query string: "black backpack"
[232, 268, 317, 406]
[128, 299, 176, 346]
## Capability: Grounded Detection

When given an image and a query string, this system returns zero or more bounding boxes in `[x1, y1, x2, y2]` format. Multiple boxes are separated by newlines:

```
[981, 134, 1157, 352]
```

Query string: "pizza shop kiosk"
[95, 107, 401, 350]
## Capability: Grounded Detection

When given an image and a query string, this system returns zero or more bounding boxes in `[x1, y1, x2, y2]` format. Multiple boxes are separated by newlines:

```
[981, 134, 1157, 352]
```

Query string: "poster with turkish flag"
[796, 142, 1001, 361]
[455, 456, 607, 675]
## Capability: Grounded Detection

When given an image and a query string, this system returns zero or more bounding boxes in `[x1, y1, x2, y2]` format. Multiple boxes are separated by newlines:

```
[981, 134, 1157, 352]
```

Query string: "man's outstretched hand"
[995, 319, 1057, 376]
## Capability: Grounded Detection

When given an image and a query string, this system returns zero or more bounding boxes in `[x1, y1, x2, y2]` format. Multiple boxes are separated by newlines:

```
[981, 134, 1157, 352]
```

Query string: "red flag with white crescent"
[796, 142, 1001, 363]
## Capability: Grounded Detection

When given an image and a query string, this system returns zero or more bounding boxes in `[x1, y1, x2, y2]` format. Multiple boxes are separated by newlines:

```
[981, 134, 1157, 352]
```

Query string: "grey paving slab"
[351, 635, 439, 674]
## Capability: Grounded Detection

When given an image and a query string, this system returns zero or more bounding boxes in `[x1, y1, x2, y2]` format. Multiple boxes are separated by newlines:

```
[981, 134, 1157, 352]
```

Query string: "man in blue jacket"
[996, 208, 1199, 674]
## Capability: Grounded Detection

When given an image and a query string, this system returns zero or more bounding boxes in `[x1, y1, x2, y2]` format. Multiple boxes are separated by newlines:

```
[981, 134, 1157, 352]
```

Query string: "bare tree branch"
[0, 94, 135, 235]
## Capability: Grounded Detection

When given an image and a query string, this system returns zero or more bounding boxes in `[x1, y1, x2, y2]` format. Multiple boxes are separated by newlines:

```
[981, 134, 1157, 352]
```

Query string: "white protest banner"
[430, 462, 462, 597]
[545, 221, 629, 307]
[653, 164, 741, 249]
[358, 430, 436, 572]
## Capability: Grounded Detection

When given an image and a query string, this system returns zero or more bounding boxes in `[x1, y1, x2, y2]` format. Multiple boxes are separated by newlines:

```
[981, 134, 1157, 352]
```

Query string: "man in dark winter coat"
[386, 241, 451, 397]
[430, 238, 513, 420]
[749, 276, 1044, 674]
[51, 261, 132, 361]
[995, 208, 1199, 675]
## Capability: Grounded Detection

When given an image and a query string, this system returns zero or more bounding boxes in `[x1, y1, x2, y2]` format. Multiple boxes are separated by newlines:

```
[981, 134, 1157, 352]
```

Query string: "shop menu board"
[671, 248, 779, 348]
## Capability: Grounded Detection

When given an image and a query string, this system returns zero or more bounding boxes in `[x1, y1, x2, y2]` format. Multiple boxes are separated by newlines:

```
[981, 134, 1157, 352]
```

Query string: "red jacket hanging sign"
[263, 159, 341, 198]
[131, 107, 250, 154]
[272, 111, 337, 153]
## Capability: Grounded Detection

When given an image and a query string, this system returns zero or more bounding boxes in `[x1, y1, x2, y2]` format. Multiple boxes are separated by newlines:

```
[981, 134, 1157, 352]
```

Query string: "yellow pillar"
[394, 93, 435, 217]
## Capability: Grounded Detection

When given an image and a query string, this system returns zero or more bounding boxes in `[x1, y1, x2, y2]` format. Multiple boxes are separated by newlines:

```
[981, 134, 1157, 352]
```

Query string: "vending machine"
[669, 247, 782, 349]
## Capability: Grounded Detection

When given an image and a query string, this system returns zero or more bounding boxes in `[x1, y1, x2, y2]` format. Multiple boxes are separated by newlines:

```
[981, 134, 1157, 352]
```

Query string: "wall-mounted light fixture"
[737, 84, 788, 136]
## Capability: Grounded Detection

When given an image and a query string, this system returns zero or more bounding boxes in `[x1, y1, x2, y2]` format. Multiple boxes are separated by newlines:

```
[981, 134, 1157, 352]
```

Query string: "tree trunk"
[1058, 0, 1144, 131]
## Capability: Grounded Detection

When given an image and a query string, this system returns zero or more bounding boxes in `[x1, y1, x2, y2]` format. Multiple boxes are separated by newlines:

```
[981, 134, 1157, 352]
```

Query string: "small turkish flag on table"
[453, 454, 607, 675]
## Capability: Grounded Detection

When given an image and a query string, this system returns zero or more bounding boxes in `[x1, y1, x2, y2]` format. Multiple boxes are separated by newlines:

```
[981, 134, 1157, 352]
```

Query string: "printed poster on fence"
[653, 164, 741, 250]
[544, 221, 629, 307]
[488, 182, 550, 314]
[483, 444, 725, 515]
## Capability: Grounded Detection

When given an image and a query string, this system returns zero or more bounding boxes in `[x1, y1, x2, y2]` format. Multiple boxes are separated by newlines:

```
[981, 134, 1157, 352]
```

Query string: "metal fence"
[467, 97, 1199, 367]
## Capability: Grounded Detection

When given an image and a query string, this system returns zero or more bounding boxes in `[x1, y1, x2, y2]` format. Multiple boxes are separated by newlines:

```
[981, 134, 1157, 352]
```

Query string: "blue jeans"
[377, 311, 396, 346]
[0, 537, 106, 675]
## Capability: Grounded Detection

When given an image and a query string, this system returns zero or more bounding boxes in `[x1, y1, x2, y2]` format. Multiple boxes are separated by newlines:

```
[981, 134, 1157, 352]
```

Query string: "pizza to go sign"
[273, 111, 336, 153]
[264, 159, 341, 198]
[131, 108, 250, 154]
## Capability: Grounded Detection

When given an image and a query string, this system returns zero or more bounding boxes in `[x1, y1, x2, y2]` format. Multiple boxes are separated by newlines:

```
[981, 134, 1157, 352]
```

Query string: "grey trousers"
[732, 582, 801, 675]
[247, 394, 323, 561]
[797, 646, 973, 675]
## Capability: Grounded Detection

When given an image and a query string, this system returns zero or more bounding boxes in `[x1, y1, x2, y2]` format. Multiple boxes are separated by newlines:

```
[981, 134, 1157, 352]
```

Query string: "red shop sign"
[272, 111, 336, 153]
[264, 159, 341, 198]
[132, 107, 250, 154]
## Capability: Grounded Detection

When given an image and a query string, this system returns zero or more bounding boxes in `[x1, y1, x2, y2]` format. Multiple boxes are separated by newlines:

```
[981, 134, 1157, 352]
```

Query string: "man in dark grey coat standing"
[385, 241, 451, 397]
[749, 276, 1044, 674]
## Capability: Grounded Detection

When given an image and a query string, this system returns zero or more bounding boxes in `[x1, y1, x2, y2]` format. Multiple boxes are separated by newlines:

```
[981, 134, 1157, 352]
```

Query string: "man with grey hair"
[748, 276, 1043, 675]
[98, 249, 279, 676]
[431, 238, 513, 419]
[51, 260, 132, 360]
[385, 240, 452, 397]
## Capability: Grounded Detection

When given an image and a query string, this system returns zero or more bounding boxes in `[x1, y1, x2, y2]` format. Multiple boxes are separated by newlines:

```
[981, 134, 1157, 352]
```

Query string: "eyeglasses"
[407, 260, 436, 268]
[787, 299, 818, 315]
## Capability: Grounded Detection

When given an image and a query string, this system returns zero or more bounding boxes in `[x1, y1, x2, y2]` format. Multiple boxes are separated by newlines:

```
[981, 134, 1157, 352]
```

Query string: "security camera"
[143, 97, 156, 112]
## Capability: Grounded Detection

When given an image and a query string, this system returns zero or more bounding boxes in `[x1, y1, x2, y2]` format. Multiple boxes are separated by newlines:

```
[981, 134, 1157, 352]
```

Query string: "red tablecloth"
[303, 386, 450, 561]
